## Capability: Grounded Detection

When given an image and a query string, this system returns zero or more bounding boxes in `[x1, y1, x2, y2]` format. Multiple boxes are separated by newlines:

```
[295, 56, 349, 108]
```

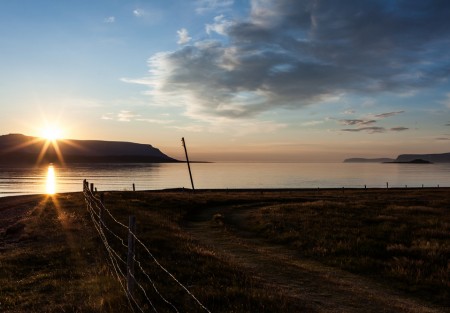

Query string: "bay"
[0, 162, 449, 197]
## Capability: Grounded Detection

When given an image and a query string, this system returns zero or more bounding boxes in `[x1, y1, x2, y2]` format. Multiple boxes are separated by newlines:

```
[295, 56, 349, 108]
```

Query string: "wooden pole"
[127, 216, 136, 297]
[181, 137, 195, 191]
[133, 183, 135, 192]
[90, 183, 94, 194]
[99, 193, 104, 232]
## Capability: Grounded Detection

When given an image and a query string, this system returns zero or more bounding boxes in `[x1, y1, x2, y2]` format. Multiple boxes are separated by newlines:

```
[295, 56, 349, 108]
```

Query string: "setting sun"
[41, 127, 62, 141]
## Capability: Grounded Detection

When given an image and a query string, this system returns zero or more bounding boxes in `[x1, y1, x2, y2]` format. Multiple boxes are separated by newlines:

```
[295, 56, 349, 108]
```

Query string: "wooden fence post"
[99, 193, 104, 231]
[133, 183, 135, 192]
[386, 182, 389, 189]
[90, 183, 94, 194]
[127, 216, 136, 297]
[181, 137, 195, 191]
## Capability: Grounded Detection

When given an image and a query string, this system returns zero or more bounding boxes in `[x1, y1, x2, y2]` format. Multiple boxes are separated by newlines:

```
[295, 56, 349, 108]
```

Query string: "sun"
[41, 126, 63, 141]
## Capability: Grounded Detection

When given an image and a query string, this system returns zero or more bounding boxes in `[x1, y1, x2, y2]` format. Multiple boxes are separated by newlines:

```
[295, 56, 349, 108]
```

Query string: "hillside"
[395, 153, 450, 163]
[0, 134, 178, 164]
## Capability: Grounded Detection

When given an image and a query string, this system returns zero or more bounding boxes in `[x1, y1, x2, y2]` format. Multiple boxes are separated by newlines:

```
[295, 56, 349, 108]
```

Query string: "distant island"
[0, 134, 178, 164]
[344, 152, 450, 163]
[385, 159, 432, 164]
[344, 158, 395, 163]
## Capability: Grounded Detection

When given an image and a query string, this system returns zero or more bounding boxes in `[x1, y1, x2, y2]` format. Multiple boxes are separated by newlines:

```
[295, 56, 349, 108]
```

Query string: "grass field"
[0, 188, 449, 312]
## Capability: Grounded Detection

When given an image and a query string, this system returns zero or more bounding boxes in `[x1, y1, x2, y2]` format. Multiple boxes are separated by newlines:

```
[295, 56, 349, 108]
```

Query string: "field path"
[184, 204, 446, 313]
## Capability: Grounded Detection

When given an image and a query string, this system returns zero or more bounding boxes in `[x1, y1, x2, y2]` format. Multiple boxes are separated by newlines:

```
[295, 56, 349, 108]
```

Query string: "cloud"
[130, 0, 450, 122]
[133, 9, 145, 17]
[301, 120, 323, 126]
[340, 126, 409, 133]
[436, 137, 450, 140]
[101, 113, 114, 120]
[339, 119, 376, 126]
[104, 16, 115, 23]
[446, 123, 450, 126]
[206, 15, 233, 36]
[103, 111, 140, 122]
[374, 111, 405, 119]
[341, 127, 386, 134]
[342, 110, 355, 115]
[177, 28, 192, 45]
[390, 127, 409, 131]
[196, 0, 234, 14]
[135, 118, 174, 124]
[170, 118, 286, 136]
[118, 111, 140, 122]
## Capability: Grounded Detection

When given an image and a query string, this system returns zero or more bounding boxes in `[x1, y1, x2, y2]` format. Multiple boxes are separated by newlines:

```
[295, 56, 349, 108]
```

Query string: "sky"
[1, 0, 450, 162]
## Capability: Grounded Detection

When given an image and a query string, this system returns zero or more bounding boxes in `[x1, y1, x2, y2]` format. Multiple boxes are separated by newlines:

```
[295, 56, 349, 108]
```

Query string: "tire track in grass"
[185, 204, 446, 313]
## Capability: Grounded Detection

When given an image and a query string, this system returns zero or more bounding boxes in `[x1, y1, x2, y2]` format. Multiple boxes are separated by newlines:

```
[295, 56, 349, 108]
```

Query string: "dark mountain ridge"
[344, 152, 450, 163]
[395, 153, 450, 163]
[0, 134, 178, 164]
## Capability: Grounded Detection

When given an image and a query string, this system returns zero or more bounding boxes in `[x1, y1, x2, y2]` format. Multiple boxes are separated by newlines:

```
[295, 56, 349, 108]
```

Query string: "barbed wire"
[83, 181, 211, 313]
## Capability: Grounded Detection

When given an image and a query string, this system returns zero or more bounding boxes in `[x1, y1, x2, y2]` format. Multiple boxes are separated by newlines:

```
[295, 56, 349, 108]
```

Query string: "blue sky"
[1, 0, 449, 162]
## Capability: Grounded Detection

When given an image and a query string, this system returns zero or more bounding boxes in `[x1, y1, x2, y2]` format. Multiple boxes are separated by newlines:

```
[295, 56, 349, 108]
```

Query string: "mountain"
[343, 158, 395, 163]
[344, 152, 450, 163]
[0, 134, 178, 164]
[395, 153, 450, 163]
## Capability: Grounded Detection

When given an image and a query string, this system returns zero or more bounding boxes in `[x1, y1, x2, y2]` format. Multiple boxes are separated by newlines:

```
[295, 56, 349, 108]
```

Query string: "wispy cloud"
[196, 0, 234, 14]
[446, 123, 450, 126]
[170, 118, 286, 136]
[390, 127, 409, 131]
[118, 111, 139, 122]
[341, 127, 386, 134]
[338, 119, 376, 126]
[133, 9, 145, 17]
[206, 15, 233, 36]
[104, 16, 115, 23]
[135, 118, 174, 124]
[177, 28, 192, 45]
[301, 120, 323, 126]
[436, 137, 450, 140]
[373, 111, 405, 119]
[102, 111, 140, 122]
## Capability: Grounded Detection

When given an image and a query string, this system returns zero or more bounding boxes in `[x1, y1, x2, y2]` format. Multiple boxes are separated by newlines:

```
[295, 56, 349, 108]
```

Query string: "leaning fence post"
[90, 183, 94, 194]
[127, 216, 136, 297]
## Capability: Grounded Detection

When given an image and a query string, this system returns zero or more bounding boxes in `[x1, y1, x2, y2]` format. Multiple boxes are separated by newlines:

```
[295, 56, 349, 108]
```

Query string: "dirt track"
[184, 204, 448, 313]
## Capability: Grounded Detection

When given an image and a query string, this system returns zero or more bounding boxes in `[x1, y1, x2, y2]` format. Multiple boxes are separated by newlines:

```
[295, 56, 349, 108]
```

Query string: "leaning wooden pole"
[181, 137, 195, 191]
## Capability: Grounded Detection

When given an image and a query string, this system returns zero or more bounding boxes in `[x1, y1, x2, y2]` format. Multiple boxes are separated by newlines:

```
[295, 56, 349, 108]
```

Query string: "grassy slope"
[0, 188, 449, 312]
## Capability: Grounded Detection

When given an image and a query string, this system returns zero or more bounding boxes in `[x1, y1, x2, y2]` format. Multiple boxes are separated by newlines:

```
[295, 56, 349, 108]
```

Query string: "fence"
[82, 179, 210, 313]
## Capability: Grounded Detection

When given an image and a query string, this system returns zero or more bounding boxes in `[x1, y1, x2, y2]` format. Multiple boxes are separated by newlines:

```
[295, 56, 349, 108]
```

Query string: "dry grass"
[1, 188, 449, 312]
[246, 189, 450, 306]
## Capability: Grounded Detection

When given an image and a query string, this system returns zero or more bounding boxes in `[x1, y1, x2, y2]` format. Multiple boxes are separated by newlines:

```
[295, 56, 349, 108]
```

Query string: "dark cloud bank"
[147, 0, 450, 119]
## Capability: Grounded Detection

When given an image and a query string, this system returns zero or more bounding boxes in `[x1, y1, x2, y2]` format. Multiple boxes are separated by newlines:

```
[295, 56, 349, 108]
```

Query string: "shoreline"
[1, 186, 449, 199]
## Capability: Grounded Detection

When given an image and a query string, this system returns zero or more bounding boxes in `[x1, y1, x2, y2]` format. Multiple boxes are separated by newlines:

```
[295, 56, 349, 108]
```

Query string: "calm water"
[0, 162, 449, 197]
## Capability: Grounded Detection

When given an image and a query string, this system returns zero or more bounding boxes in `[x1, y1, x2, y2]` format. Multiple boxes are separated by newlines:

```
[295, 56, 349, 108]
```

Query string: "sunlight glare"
[41, 126, 62, 141]
[46, 165, 57, 195]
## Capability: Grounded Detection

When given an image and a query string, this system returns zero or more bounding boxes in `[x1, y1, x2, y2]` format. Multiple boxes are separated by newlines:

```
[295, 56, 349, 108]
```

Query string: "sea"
[0, 162, 449, 197]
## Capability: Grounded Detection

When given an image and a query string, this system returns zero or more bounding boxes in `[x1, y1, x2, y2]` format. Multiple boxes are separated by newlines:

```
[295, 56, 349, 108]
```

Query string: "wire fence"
[83, 180, 211, 313]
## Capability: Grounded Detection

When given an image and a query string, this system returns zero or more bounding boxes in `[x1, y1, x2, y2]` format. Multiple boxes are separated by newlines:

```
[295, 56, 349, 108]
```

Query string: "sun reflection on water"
[46, 165, 57, 195]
